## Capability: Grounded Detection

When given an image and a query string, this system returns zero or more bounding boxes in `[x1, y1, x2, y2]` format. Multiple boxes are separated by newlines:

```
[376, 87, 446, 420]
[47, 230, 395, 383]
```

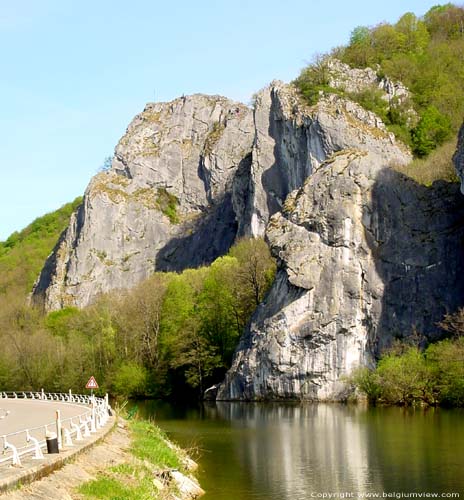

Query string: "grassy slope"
[78, 419, 190, 500]
[0, 197, 82, 295]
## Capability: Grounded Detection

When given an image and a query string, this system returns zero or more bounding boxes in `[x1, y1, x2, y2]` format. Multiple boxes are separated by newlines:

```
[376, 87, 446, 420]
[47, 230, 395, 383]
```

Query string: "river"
[133, 401, 464, 499]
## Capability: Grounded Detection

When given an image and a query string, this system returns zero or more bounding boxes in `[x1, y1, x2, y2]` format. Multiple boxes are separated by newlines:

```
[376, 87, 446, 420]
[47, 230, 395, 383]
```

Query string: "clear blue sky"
[0, 0, 439, 240]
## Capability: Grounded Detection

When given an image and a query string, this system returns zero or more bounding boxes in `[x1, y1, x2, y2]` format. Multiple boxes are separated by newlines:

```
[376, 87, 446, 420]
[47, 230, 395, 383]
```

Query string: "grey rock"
[218, 148, 464, 401]
[327, 58, 410, 104]
[32, 78, 464, 403]
[243, 81, 410, 236]
[326, 58, 417, 126]
[32, 95, 254, 310]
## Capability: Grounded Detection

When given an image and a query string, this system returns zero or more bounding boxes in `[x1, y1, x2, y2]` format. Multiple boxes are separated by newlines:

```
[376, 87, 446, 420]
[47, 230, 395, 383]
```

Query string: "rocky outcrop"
[33, 95, 254, 309]
[32, 82, 408, 311]
[327, 58, 411, 104]
[218, 150, 464, 401]
[243, 81, 409, 236]
[32, 75, 464, 401]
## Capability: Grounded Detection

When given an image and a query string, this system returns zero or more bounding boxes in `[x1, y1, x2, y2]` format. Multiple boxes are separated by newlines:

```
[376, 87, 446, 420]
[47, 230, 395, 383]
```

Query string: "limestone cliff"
[33, 95, 254, 309]
[243, 81, 409, 236]
[217, 151, 464, 400]
[32, 73, 464, 401]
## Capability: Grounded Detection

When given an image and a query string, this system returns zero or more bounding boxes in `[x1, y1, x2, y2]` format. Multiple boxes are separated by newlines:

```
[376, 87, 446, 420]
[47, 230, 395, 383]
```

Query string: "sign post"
[85, 376, 99, 397]
[86, 376, 99, 433]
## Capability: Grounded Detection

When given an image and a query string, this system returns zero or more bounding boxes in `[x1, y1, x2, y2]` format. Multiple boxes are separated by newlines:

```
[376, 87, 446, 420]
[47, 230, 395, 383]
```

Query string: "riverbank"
[2, 418, 204, 499]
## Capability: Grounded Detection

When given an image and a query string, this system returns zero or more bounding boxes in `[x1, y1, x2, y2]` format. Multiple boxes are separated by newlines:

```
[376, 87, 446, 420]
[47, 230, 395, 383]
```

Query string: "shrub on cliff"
[294, 4, 464, 159]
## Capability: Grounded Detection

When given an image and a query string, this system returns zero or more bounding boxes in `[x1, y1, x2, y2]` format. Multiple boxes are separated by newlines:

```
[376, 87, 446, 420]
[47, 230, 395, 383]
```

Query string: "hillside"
[0, 197, 82, 296]
[294, 4, 464, 184]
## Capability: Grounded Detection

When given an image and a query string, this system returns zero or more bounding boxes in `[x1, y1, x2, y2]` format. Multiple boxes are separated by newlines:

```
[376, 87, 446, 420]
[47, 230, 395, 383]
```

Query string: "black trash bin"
[46, 432, 59, 454]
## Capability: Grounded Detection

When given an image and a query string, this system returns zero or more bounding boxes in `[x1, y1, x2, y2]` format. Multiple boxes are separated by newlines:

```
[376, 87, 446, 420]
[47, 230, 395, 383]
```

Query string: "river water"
[134, 401, 464, 499]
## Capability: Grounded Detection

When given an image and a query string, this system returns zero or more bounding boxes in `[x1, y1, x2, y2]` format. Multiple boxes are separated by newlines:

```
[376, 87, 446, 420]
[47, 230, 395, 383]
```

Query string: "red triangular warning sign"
[85, 376, 99, 389]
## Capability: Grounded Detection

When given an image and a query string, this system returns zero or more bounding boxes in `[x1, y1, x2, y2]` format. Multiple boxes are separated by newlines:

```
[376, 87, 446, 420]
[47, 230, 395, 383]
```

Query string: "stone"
[32, 95, 254, 310]
[171, 470, 205, 499]
[217, 149, 464, 401]
[31, 75, 464, 402]
[242, 80, 410, 237]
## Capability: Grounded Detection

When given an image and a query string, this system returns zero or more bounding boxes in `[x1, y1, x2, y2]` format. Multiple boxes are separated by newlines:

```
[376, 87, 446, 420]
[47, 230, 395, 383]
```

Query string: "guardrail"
[0, 390, 111, 467]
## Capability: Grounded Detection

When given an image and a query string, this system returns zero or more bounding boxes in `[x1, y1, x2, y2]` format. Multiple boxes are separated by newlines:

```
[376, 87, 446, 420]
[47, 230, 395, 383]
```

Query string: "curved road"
[0, 399, 90, 449]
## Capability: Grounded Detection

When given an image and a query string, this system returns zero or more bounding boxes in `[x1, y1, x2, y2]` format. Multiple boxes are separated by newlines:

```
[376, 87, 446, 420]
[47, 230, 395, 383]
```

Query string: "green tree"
[112, 362, 149, 397]
[426, 337, 464, 406]
[376, 347, 435, 405]
[395, 13, 430, 53]
[371, 23, 406, 61]
[412, 106, 452, 156]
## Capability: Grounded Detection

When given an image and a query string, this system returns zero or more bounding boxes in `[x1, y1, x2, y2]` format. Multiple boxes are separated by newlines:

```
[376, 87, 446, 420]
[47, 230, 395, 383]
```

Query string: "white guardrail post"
[0, 391, 110, 467]
[55, 409, 62, 450]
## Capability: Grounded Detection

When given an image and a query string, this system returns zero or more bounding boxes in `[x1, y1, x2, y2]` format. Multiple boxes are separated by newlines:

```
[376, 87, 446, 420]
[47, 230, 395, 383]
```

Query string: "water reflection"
[206, 403, 381, 499]
[135, 401, 464, 500]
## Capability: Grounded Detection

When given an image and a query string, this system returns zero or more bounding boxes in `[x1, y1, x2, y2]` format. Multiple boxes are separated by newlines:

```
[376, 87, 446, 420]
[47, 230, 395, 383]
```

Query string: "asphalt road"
[0, 399, 91, 449]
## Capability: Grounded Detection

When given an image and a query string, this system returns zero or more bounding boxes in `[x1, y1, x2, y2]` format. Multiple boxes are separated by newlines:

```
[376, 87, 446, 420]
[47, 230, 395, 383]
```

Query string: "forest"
[294, 3, 464, 183]
[0, 205, 275, 400]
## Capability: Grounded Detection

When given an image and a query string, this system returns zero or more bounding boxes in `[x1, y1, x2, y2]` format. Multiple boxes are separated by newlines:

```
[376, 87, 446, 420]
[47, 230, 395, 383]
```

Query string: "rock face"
[33, 95, 254, 309]
[32, 75, 464, 401]
[33, 81, 407, 311]
[218, 148, 464, 400]
[326, 58, 411, 104]
[243, 81, 409, 236]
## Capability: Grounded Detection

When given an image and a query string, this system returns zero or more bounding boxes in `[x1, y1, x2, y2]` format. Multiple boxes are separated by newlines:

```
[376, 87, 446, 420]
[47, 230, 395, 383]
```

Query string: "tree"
[439, 307, 464, 338]
[112, 362, 149, 397]
[395, 13, 429, 53]
[229, 237, 276, 308]
[115, 274, 169, 369]
[411, 106, 452, 156]
[99, 156, 113, 172]
[426, 337, 464, 406]
[371, 23, 406, 61]
[293, 54, 334, 105]
[376, 347, 435, 405]
[424, 4, 464, 40]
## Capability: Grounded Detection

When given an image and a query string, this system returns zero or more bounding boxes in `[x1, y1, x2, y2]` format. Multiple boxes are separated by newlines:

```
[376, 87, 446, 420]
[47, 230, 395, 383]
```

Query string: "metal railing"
[0, 390, 111, 467]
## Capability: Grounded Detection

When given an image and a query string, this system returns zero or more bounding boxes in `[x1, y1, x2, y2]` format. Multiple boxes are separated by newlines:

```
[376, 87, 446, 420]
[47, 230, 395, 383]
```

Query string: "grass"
[204, 121, 225, 155]
[78, 476, 136, 499]
[77, 419, 187, 500]
[155, 188, 179, 224]
[392, 139, 459, 186]
[130, 420, 182, 469]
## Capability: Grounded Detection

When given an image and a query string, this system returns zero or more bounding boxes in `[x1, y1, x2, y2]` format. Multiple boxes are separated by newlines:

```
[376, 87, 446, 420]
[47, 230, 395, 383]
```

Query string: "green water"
[133, 401, 464, 499]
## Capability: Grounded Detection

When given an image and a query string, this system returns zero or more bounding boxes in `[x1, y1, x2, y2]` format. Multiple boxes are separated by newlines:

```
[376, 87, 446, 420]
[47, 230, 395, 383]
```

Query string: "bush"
[411, 106, 452, 156]
[350, 367, 382, 403]
[112, 362, 149, 398]
[426, 337, 464, 406]
[376, 347, 435, 405]
[295, 4, 464, 160]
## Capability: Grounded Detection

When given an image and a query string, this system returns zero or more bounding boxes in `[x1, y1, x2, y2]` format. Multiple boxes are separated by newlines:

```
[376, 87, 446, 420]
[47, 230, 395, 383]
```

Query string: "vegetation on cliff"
[0, 197, 82, 295]
[294, 3, 464, 173]
[0, 234, 276, 400]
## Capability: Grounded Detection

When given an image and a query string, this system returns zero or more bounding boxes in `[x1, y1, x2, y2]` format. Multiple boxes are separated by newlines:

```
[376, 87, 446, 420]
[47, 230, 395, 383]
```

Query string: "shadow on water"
[133, 400, 464, 500]
[366, 170, 464, 351]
